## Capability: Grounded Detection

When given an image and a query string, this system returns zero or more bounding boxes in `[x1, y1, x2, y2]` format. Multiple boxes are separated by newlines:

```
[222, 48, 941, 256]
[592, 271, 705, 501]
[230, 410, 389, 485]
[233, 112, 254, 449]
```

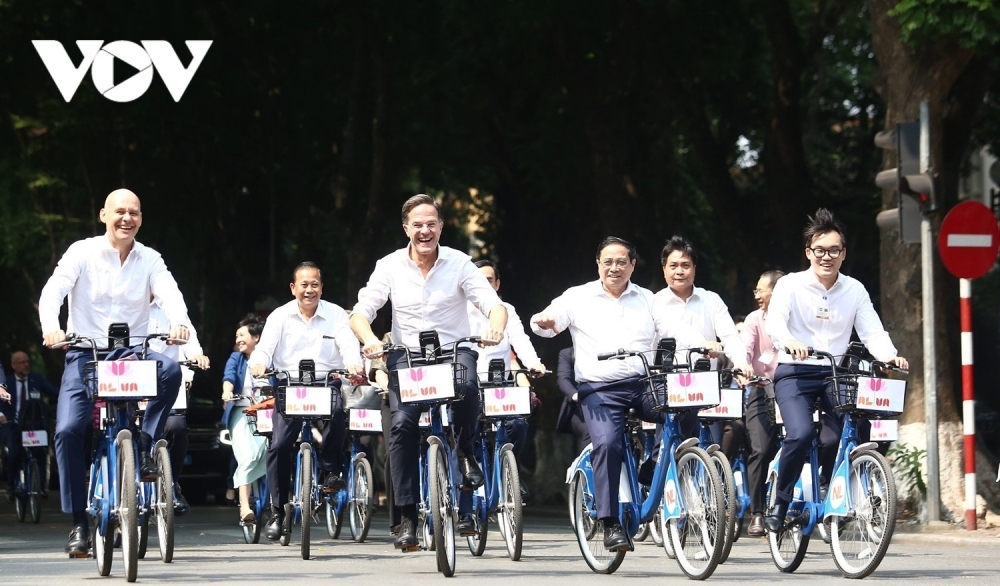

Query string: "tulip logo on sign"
[868, 378, 883, 392]
[408, 368, 424, 382]
[32, 40, 212, 102]
[494, 388, 506, 400]
[296, 387, 308, 399]
[110, 361, 129, 376]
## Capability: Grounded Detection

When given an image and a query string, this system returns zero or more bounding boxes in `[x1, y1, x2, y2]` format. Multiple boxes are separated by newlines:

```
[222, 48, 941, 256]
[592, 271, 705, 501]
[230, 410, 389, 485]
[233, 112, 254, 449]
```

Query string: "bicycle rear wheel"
[666, 447, 724, 580]
[570, 470, 626, 574]
[117, 435, 138, 583]
[349, 457, 374, 543]
[154, 445, 174, 562]
[499, 449, 523, 561]
[299, 444, 313, 560]
[830, 449, 896, 579]
[242, 481, 261, 544]
[428, 443, 456, 577]
[28, 460, 41, 523]
[14, 470, 26, 522]
[650, 506, 663, 546]
[765, 472, 809, 573]
[326, 496, 343, 539]
[711, 451, 737, 564]
[138, 512, 149, 559]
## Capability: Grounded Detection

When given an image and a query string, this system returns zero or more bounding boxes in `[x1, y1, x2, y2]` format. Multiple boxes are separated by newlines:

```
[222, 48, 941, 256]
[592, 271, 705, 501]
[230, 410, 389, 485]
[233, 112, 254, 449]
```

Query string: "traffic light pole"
[919, 100, 943, 524]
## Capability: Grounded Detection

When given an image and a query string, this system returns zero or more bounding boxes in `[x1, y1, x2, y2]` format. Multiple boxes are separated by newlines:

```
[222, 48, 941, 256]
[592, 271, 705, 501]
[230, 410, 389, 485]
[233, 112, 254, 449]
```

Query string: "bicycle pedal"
[68, 551, 88, 559]
[400, 545, 419, 553]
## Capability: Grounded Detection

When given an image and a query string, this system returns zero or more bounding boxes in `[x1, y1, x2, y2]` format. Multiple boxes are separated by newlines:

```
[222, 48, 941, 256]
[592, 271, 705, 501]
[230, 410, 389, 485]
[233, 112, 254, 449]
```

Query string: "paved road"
[2, 499, 998, 585]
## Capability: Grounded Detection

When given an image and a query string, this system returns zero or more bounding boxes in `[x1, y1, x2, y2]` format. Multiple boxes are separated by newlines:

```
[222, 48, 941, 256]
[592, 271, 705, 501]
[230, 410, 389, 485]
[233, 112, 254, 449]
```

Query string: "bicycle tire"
[570, 470, 626, 574]
[765, 471, 809, 573]
[154, 445, 174, 562]
[659, 500, 675, 558]
[117, 436, 139, 583]
[279, 502, 292, 546]
[349, 457, 375, 543]
[14, 469, 25, 522]
[499, 449, 523, 561]
[711, 451, 737, 564]
[830, 449, 897, 579]
[466, 503, 488, 556]
[666, 446, 725, 580]
[138, 512, 149, 559]
[420, 511, 434, 551]
[650, 507, 663, 546]
[243, 481, 261, 544]
[326, 496, 344, 539]
[28, 459, 41, 523]
[300, 444, 313, 560]
[93, 453, 114, 575]
[428, 443, 456, 577]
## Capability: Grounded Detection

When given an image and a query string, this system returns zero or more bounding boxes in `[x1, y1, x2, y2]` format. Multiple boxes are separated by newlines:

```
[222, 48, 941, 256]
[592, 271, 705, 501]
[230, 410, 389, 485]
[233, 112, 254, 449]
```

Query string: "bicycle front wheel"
[711, 451, 737, 564]
[349, 457, 374, 543]
[117, 435, 139, 583]
[499, 449, 523, 560]
[28, 459, 41, 523]
[765, 471, 809, 573]
[428, 443, 456, 577]
[570, 470, 626, 574]
[830, 449, 897, 579]
[299, 444, 313, 560]
[666, 446, 725, 580]
[154, 445, 174, 562]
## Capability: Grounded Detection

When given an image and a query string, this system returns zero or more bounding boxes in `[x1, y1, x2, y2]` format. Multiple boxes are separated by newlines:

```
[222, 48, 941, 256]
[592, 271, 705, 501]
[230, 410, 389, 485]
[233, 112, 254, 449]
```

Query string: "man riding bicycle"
[38, 189, 189, 557]
[763, 209, 907, 533]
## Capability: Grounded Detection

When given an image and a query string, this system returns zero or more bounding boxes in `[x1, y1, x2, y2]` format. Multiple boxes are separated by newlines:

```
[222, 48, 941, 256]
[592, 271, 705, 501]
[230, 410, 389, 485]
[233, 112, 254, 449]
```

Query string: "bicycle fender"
[849, 441, 878, 457]
[115, 429, 132, 444]
[704, 443, 720, 455]
[426, 435, 445, 449]
[498, 442, 514, 456]
[154, 438, 168, 451]
[352, 451, 368, 462]
[671, 436, 699, 459]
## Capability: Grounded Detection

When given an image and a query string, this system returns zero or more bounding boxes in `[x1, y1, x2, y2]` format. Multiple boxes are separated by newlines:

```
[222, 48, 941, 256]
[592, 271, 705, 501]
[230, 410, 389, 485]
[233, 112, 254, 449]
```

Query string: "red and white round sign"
[938, 201, 1000, 279]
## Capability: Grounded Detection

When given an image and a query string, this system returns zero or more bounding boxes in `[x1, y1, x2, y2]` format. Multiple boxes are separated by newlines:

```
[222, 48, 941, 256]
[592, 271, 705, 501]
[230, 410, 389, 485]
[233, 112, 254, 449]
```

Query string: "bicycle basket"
[245, 407, 275, 436]
[828, 373, 905, 419]
[394, 362, 468, 404]
[276, 384, 335, 419]
[641, 370, 721, 413]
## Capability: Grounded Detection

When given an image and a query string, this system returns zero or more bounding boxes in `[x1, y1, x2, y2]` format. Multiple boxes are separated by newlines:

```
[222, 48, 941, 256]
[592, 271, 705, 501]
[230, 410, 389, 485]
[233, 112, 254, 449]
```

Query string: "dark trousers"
[386, 348, 480, 508]
[773, 364, 843, 507]
[579, 378, 664, 519]
[556, 397, 591, 451]
[56, 348, 180, 514]
[267, 379, 345, 508]
[744, 385, 779, 513]
[164, 414, 188, 484]
[502, 419, 528, 457]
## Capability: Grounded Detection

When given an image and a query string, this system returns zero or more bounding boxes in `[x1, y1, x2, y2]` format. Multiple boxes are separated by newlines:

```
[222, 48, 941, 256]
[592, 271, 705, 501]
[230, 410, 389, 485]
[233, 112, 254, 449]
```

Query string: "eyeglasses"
[600, 259, 630, 268]
[752, 288, 768, 295]
[808, 247, 843, 259]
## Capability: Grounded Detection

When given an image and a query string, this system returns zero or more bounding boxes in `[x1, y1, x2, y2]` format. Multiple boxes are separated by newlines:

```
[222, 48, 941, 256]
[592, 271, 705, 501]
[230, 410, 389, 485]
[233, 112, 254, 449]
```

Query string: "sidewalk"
[892, 521, 1000, 545]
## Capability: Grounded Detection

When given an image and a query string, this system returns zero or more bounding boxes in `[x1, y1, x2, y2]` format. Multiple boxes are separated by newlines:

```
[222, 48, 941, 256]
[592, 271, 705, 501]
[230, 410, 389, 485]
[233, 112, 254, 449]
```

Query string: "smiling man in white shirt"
[350, 194, 506, 550]
[763, 209, 907, 533]
[248, 262, 364, 541]
[39, 189, 190, 558]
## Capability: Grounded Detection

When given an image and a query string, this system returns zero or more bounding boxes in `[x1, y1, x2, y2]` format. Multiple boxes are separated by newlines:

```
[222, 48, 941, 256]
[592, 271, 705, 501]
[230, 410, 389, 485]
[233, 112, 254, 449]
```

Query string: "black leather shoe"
[457, 513, 476, 536]
[139, 452, 159, 481]
[638, 458, 656, 486]
[323, 472, 346, 492]
[65, 525, 89, 558]
[603, 523, 631, 551]
[394, 517, 418, 550]
[264, 507, 285, 541]
[174, 490, 190, 517]
[458, 455, 484, 488]
[748, 513, 766, 537]
[764, 503, 788, 533]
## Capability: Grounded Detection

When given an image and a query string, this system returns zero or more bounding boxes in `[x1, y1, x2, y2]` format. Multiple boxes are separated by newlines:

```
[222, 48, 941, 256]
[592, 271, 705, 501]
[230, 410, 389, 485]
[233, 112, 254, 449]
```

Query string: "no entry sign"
[938, 201, 1000, 279]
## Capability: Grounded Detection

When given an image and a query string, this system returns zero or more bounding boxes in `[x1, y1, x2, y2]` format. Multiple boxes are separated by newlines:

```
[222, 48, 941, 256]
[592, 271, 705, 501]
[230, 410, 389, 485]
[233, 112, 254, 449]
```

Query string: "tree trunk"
[868, 0, 985, 522]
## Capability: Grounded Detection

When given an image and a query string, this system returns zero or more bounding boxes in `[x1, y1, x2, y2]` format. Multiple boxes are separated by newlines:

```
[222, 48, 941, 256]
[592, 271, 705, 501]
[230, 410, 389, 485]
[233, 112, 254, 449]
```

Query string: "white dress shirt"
[531, 280, 658, 383]
[765, 270, 897, 363]
[249, 299, 362, 377]
[38, 234, 191, 343]
[468, 301, 541, 375]
[351, 245, 503, 347]
[652, 286, 748, 366]
[148, 302, 203, 383]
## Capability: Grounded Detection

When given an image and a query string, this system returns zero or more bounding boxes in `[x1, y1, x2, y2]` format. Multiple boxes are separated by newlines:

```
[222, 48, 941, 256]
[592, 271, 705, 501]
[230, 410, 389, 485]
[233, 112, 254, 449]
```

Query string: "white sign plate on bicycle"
[854, 377, 905, 413]
[21, 430, 48, 447]
[283, 386, 332, 416]
[698, 387, 743, 419]
[664, 371, 720, 408]
[483, 386, 531, 416]
[349, 408, 383, 432]
[173, 382, 188, 411]
[96, 359, 159, 398]
[641, 421, 657, 431]
[398, 364, 455, 403]
[869, 419, 899, 441]
[418, 405, 450, 427]
[255, 408, 274, 434]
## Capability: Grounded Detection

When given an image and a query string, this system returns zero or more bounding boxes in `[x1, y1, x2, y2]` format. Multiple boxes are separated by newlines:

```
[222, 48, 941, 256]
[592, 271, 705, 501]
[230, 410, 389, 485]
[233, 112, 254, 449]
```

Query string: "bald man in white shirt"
[39, 189, 190, 557]
[763, 209, 907, 533]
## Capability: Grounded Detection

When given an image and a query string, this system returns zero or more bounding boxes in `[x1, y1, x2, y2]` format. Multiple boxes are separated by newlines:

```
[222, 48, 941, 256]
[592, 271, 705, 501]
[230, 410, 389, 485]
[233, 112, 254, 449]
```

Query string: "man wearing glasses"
[763, 208, 907, 533]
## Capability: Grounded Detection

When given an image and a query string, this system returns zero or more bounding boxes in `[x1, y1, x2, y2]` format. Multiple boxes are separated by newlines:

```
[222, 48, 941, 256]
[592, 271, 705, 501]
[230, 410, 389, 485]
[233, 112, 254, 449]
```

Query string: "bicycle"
[382, 331, 481, 578]
[10, 394, 50, 524]
[237, 384, 276, 545]
[765, 348, 906, 579]
[326, 383, 382, 543]
[565, 342, 726, 579]
[54, 323, 183, 582]
[465, 360, 546, 561]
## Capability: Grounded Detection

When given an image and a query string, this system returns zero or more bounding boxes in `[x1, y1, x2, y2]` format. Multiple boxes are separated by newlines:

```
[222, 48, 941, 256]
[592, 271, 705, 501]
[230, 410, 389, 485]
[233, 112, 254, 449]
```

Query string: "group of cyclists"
[9, 187, 907, 579]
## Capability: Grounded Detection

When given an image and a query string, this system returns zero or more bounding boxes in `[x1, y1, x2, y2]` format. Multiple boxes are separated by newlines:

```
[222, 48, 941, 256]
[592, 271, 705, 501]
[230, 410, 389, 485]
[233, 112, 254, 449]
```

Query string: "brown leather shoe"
[748, 513, 766, 537]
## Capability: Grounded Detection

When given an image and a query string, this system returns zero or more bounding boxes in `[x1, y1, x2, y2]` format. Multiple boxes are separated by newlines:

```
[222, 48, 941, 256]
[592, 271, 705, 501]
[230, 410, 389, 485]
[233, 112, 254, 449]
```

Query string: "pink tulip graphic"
[110, 361, 128, 376]
[357, 409, 368, 419]
[296, 387, 308, 399]
[409, 368, 424, 382]
[867, 378, 883, 391]
[26, 431, 35, 438]
[494, 388, 506, 400]
[676, 373, 692, 387]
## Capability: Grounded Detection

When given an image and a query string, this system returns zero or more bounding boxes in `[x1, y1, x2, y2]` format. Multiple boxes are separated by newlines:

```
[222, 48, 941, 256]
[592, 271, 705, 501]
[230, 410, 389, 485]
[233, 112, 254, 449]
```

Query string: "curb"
[891, 526, 1000, 545]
